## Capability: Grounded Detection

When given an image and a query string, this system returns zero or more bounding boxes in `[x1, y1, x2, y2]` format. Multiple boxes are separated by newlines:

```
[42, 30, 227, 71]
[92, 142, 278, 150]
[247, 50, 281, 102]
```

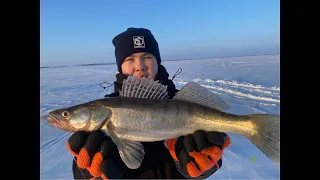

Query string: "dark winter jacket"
[72, 65, 221, 179]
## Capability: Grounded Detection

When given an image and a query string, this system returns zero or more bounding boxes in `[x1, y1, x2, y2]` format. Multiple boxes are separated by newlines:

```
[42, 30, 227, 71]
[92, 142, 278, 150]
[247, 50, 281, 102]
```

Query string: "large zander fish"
[44, 76, 280, 169]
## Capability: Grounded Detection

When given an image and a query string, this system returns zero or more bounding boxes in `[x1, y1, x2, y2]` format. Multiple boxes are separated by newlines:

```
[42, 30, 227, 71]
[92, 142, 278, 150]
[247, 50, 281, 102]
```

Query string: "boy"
[66, 28, 231, 179]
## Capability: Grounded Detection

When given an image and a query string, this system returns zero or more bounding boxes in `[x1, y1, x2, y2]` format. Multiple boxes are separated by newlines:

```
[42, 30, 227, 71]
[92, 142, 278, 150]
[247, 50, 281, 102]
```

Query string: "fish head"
[47, 104, 92, 132]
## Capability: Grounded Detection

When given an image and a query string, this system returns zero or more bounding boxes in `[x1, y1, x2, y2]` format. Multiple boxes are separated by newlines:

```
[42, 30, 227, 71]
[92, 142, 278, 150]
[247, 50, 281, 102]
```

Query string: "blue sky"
[40, 0, 279, 66]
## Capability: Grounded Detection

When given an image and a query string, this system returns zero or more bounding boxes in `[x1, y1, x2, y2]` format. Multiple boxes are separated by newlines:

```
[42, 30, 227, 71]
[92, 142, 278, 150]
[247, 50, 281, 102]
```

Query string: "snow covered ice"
[40, 54, 280, 179]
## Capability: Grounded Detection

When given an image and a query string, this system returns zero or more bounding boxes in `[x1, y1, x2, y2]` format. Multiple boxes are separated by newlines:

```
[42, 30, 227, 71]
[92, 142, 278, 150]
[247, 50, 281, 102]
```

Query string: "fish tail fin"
[248, 114, 280, 165]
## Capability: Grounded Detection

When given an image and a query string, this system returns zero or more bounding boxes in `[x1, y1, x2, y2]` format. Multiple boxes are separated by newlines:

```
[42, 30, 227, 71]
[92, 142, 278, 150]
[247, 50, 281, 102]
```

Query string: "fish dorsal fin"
[119, 76, 169, 99]
[173, 81, 230, 111]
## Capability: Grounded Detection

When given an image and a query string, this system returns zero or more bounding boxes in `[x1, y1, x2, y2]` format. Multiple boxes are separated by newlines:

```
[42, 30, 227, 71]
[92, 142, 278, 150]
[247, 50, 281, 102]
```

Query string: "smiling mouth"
[139, 75, 148, 78]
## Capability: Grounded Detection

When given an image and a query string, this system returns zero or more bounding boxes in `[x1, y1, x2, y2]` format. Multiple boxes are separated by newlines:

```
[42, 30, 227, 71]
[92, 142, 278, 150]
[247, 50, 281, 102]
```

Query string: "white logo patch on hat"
[133, 36, 145, 48]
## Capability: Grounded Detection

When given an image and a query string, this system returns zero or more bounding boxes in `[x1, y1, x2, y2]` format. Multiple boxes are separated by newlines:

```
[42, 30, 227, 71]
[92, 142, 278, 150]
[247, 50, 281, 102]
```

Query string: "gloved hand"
[66, 130, 127, 179]
[165, 130, 231, 179]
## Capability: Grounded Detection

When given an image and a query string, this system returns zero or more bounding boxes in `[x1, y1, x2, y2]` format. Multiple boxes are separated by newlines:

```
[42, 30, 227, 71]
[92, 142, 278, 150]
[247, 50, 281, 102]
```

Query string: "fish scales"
[97, 98, 255, 142]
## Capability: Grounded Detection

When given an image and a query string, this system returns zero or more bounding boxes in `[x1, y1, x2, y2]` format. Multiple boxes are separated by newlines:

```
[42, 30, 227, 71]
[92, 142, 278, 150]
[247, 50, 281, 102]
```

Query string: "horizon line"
[40, 52, 280, 69]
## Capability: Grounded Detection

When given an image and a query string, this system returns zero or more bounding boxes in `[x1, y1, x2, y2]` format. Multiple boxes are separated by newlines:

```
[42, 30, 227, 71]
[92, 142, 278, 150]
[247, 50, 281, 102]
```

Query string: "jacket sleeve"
[104, 92, 119, 98]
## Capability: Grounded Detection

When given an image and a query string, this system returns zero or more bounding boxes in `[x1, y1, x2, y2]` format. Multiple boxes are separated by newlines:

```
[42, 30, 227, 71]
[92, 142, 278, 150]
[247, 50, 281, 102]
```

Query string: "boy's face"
[121, 52, 158, 79]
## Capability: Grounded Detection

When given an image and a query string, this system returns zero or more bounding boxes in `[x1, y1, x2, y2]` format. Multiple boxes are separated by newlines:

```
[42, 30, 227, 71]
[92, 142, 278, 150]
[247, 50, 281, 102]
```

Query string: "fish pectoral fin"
[119, 139, 145, 169]
[107, 128, 145, 169]
[119, 76, 169, 99]
[173, 81, 230, 111]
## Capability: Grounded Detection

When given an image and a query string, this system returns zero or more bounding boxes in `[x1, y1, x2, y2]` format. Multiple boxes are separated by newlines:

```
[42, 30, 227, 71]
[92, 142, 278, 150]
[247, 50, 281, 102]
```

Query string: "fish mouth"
[47, 114, 63, 128]
[47, 114, 76, 132]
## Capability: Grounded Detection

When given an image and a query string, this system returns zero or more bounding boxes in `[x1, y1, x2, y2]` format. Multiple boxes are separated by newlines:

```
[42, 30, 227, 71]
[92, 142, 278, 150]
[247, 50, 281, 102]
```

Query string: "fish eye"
[61, 110, 71, 117]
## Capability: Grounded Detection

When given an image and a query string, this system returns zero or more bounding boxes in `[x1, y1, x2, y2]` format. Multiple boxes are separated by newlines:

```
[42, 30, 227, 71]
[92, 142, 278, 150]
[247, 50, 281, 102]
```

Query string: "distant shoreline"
[40, 53, 279, 69]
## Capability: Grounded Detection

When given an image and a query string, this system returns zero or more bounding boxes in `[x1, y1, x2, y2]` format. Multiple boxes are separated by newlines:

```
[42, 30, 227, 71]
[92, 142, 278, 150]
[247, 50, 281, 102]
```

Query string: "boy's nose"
[135, 67, 145, 72]
[135, 60, 146, 72]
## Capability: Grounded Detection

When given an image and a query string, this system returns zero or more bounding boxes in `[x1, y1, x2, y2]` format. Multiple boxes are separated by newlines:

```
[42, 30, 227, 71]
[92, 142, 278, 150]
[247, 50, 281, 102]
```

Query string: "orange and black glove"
[166, 130, 231, 179]
[66, 130, 128, 180]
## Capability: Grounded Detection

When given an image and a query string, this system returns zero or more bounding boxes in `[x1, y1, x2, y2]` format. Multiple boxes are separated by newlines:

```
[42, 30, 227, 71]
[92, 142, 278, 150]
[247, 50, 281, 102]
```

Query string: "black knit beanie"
[112, 28, 162, 73]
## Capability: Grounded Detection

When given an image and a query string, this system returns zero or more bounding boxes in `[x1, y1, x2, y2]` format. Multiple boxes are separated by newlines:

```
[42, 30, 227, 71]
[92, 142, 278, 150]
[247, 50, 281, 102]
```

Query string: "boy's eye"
[125, 58, 133, 62]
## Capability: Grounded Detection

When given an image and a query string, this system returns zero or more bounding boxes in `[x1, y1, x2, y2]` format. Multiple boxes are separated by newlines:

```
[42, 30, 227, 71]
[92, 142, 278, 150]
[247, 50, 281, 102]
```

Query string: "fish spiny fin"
[247, 114, 280, 165]
[107, 123, 145, 169]
[119, 76, 169, 99]
[173, 81, 230, 111]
